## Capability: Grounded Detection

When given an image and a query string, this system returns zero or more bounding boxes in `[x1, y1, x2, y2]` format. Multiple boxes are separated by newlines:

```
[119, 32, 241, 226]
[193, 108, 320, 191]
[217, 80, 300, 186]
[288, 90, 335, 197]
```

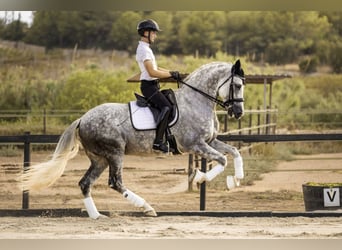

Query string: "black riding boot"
[153, 107, 174, 153]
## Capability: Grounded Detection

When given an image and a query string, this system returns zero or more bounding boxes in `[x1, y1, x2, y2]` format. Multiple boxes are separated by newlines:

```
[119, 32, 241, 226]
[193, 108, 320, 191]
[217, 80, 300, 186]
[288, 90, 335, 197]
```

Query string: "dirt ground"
[0, 151, 342, 238]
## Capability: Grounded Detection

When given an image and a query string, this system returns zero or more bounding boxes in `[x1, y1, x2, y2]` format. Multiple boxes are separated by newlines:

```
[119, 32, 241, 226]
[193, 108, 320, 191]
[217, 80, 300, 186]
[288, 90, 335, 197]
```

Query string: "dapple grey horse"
[21, 60, 245, 219]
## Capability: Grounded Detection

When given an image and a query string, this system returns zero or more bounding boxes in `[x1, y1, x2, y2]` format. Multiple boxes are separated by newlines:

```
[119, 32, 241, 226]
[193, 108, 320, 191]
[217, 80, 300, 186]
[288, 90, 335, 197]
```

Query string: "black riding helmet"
[137, 19, 161, 36]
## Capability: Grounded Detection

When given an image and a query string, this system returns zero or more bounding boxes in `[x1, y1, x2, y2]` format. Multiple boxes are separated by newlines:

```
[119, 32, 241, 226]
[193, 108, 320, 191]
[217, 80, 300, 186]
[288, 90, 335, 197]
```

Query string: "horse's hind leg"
[79, 157, 108, 219]
[107, 154, 157, 217]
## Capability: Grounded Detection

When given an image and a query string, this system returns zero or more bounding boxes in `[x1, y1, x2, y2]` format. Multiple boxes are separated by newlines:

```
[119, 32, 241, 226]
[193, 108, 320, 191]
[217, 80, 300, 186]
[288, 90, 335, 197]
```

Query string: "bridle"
[178, 72, 245, 110]
[218, 74, 245, 107]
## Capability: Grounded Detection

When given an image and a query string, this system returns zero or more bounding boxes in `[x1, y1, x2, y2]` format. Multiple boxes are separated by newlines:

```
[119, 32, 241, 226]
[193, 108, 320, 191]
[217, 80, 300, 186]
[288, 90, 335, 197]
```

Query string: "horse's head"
[218, 59, 245, 119]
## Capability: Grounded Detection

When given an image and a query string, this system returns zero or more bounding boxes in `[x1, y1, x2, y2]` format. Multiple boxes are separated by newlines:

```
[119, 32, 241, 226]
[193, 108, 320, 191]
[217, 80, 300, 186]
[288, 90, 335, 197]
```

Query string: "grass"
[286, 141, 342, 155]
[0, 145, 22, 157]
[0, 119, 68, 135]
[253, 189, 303, 201]
[304, 182, 342, 187]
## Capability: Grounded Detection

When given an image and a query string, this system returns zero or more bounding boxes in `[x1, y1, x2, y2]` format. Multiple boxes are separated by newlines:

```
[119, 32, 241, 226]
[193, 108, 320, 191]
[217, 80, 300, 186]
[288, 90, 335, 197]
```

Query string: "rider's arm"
[144, 60, 172, 79]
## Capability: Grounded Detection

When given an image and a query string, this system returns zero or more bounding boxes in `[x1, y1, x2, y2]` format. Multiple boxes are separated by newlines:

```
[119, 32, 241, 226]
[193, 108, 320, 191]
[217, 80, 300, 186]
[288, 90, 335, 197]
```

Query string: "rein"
[178, 74, 244, 109]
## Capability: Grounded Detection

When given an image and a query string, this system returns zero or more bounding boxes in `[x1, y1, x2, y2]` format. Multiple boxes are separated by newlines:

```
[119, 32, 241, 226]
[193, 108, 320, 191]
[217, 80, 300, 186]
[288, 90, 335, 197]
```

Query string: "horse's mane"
[184, 61, 232, 84]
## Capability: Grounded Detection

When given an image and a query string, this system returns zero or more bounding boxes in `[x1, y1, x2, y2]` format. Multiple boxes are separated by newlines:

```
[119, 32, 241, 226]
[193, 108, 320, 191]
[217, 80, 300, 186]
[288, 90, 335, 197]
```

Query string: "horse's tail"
[21, 119, 81, 191]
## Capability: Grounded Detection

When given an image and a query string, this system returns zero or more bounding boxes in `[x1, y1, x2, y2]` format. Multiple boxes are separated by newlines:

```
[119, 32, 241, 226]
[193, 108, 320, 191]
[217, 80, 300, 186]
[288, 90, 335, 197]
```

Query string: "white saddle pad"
[128, 101, 178, 131]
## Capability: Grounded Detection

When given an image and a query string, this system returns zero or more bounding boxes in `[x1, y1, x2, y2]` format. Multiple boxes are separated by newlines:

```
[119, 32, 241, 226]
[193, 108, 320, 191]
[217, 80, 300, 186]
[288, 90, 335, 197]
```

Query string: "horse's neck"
[176, 62, 227, 110]
[176, 82, 215, 114]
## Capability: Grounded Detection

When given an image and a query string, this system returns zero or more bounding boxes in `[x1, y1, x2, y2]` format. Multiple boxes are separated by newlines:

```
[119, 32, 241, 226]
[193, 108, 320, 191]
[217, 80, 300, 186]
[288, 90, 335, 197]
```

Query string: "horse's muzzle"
[228, 103, 244, 119]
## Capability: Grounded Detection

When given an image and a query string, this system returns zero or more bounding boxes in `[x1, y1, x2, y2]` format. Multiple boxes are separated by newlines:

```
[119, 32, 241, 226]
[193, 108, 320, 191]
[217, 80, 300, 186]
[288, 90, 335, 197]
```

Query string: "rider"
[136, 19, 181, 153]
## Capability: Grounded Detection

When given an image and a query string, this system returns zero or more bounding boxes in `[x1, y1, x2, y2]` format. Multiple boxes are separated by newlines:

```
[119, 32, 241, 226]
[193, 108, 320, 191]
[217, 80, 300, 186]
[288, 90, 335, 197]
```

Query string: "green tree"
[225, 12, 265, 58]
[26, 11, 117, 49]
[266, 38, 299, 64]
[1, 19, 27, 41]
[108, 11, 142, 54]
[25, 11, 60, 49]
[178, 11, 226, 57]
[76, 11, 117, 49]
[0, 17, 6, 37]
[329, 41, 342, 73]
[226, 12, 332, 64]
[320, 12, 342, 36]
[8, 10, 342, 66]
[53, 11, 83, 47]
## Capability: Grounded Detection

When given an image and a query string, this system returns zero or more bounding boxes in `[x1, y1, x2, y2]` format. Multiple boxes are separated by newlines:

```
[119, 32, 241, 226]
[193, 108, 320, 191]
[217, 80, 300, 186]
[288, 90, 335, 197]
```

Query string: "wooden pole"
[188, 154, 193, 191]
[22, 131, 30, 209]
[200, 158, 207, 211]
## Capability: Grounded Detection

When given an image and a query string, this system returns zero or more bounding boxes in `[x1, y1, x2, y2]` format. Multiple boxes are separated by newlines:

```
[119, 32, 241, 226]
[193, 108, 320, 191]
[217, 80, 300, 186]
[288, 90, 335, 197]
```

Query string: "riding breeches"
[140, 80, 172, 111]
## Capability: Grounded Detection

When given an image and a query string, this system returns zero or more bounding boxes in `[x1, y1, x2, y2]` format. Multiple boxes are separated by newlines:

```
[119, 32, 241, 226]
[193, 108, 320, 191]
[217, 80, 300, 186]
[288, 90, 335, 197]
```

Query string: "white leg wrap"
[226, 176, 239, 190]
[83, 197, 101, 219]
[123, 189, 145, 208]
[193, 169, 207, 184]
[205, 164, 225, 182]
[123, 189, 156, 215]
[234, 155, 244, 179]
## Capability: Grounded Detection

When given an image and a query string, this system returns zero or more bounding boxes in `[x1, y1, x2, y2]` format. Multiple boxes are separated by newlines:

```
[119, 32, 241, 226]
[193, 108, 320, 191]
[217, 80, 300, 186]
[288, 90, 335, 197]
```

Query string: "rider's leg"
[153, 107, 175, 153]
[141, 84, 173, 153]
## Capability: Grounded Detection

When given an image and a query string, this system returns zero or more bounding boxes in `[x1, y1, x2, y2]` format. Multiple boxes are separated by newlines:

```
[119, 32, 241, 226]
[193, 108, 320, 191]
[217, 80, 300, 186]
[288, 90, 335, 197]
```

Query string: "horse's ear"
[234, 59, 241, 70]
[232, 59, 245, 79]
[231, 59, 241, 74]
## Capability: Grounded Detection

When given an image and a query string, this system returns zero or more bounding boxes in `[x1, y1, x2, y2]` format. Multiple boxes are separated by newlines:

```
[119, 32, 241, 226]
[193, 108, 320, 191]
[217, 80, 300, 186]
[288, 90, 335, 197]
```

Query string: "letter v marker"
[323, 188, 340, 207]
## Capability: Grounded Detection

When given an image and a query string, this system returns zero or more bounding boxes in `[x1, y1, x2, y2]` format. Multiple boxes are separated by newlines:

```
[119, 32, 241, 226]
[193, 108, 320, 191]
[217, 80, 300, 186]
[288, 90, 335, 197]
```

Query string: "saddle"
[128, 89, 181, 155]
[134, 89, 178, 123]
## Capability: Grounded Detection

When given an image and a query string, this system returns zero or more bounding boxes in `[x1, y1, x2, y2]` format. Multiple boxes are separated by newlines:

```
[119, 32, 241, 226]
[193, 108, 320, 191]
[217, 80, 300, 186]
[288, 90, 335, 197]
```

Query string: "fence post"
[224, 114, 228, 132]
[188, 154, 193, 191]
[43, 108, 47, 134]
[257, 106, 261, 135]
[200, 158, 207, 211]
[266, 106, 270, 135]
[273, 106, 278, 134]
[22, 131, 30, 209]
[238, 118, 242, 149]
[248, 106, 252, 154]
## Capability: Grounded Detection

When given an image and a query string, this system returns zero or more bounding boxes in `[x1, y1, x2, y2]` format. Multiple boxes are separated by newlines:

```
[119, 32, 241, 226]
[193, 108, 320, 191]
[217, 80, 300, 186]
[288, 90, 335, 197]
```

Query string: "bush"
[56, 66, 140, 110]
[329, 41, 342, 73]
[299, 56, 319, 73]
[265, 38, 299, 64]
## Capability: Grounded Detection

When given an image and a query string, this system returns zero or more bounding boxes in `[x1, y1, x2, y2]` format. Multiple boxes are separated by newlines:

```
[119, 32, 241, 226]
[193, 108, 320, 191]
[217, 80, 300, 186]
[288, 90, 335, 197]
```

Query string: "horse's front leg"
[209, 139, 244, 182]
[190, 140, 228, 185]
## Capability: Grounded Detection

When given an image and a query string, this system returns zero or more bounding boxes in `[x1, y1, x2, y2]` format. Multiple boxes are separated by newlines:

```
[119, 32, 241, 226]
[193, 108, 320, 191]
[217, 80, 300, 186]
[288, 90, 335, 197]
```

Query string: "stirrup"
[153, 142, 174, 153]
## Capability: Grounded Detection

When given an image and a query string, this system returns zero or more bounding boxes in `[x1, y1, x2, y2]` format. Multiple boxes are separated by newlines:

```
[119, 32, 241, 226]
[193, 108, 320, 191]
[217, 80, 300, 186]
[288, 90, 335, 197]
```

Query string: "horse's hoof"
[89, 213, 107, 220]
[144, 209, 157, 217]
[97, 214, 108, 219]
[226, 176, 240, 190]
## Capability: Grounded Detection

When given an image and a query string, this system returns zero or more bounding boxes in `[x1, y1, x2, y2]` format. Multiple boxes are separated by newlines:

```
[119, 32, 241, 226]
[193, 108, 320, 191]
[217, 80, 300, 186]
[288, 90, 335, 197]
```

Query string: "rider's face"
[143, 30, 157, 43]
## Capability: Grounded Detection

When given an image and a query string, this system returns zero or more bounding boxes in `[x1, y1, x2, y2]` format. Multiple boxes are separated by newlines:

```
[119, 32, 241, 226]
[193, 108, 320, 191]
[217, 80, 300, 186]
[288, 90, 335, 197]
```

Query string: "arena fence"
[1, 132, 341, 210]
